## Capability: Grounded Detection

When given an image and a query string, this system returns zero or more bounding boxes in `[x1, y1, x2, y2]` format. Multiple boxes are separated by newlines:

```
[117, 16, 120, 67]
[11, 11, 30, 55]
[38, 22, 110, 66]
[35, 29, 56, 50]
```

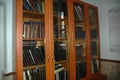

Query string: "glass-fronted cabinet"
[16, 0, 102, 80]
[74, 2, 86, 80]
[88, 7, 99, 74]
[53, 0, 69, 80]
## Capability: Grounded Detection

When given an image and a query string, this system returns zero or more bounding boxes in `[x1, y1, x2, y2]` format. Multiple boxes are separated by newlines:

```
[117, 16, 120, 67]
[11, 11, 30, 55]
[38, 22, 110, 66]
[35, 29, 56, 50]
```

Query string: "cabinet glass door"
[22, 0, 46, 80]
[53, 0, 69, 80]
[88, 8, 99, 74]
[74, 3, 86, 80]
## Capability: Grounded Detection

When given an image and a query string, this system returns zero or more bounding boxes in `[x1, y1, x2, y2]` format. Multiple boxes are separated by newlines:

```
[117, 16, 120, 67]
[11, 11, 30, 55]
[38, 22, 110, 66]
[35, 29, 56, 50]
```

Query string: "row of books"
[54, 41, 67, 61]
[90, 28, 97, 38]
[90, 41, 97, 56]
[76, 61, 86, 80]
[74, 3, 84, 20]
[91, 59, 98, 74]
[23, 67, 45, 80]
[23, 45, 45, 67]
[54, 22, 59, 38]
[55, 64, 68, 80]
[75, 27, 85, 38]
[54, 21, 67, 38]
[23, 0, 44, 13]
[53, 0, 68, 17]
[23, 21, 44, 39]
[76, 45, 83, 58]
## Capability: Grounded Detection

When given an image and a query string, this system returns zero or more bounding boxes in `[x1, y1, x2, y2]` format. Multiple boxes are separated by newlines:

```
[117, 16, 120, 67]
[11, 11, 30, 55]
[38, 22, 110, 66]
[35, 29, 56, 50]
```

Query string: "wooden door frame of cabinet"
[44, 0, 54, 80]
[86, 3, 101, 77]
[16, 0, 55, 80]
[67, 0, 76, 80]
[16, 0, 23, 80]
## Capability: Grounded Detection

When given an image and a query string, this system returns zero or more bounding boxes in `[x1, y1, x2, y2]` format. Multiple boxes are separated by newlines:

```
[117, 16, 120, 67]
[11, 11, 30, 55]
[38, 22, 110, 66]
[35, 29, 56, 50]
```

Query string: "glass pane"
[23, 0, 46, 80]
[74, 3, 86, 80]
[88, 8, 99, 74]
[53, 0, 69, 80]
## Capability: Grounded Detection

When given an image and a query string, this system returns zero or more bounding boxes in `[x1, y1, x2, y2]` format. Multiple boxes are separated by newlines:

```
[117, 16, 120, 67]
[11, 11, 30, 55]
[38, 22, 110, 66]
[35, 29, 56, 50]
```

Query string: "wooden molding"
[101, 59, 120, 63]
[4, 72, 16, 76]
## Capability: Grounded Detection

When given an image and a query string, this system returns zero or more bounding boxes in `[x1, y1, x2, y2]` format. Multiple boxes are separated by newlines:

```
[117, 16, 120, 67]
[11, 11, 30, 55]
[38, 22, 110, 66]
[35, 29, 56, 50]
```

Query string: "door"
[88, 7, 100, 75]
[53, 0, 70, 80]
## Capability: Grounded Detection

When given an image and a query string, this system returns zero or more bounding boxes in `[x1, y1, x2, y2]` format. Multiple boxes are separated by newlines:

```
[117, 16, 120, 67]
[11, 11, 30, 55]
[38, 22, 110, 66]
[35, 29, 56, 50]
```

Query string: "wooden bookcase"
[16, 0, 106, 80]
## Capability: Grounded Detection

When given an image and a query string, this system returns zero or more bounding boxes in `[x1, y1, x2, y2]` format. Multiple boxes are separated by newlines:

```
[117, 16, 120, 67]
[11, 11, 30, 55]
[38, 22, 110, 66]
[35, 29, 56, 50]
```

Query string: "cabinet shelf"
[90, 39, 98, 41]
[76, 38, 86, 41]
[76, 56, 86, 61]
[23, 64, 45, 70]
[23, 10, 44, 19]
[91, 55, 99, 60]
[23, 38, 44, 41]
[53, 15, 68, 20]
[55, 60, 69, 65]
[75, 18, 84, 22]
[54, 38, 68, 40]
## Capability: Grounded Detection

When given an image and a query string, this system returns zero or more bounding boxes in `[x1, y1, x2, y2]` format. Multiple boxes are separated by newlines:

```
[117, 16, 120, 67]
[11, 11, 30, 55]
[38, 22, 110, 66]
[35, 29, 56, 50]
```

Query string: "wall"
[99, 0, 120, 61]
[0, 0, 16, 74]
[81, 0, 120, 61]
[0, 1, 5, 79]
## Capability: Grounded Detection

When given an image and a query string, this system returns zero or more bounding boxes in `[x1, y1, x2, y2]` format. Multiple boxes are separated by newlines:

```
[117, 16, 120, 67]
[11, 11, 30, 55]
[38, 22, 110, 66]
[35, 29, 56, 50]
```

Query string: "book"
[53, 0, 68, 17]
[76, 44, 83, 58]
[23, 0, 34, 12]
[55, 64, 68, 80]
[23, 21, 44, 39]
[76, 61, 86, 80]
[41, 1, 45, 13]
[91, 41, 97, 55]
[55, 67, 64, 74]
[90, 28, 97, 38]
[74, 4, 84, 20]
[37, 46, 45, 64]
[23, 70, 26, 80]
[77, 5, 84, 20]
[75, 27, 85, 38]
[24, 67, 46, 80]
[23, 42, 45, 66]
[53, 0, 61, 16]
[27, 0, 38, 12]
[54, 41, 67, 61]
[60, 21, 66, 38]
[23, 47, 32, 66]
[23, 2, 30, 11]
[91, 59, 98, 74]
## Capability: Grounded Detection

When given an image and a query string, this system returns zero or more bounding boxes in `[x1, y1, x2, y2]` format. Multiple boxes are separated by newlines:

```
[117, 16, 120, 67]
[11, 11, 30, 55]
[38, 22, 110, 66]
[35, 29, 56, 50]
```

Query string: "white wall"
[0, 0, 16, 73]
[99, 0, 120, 61]
[0, 1, 5, 79]
[81, 0, 120, 61]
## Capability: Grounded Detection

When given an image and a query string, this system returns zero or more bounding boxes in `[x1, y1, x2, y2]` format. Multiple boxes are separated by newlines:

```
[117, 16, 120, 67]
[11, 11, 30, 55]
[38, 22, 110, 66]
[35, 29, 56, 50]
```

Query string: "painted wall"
[81, 0, 120, 61]
[0, 1, 5, 79]
[0, 0, 16, 73]
[99, 0, 120, 61]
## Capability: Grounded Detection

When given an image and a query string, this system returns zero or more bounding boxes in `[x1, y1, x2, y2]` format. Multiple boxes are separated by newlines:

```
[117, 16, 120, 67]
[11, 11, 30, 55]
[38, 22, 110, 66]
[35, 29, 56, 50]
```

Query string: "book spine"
[23, 0, 34, 12]
[24, 67, 46, 80]
[23, 21, 44, 39]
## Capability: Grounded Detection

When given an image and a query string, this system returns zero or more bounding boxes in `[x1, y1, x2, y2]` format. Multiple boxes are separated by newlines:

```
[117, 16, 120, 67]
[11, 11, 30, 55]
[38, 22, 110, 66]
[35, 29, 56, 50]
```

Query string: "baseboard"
[3, 72, 16, 80]
[101, 59, 120, 63]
